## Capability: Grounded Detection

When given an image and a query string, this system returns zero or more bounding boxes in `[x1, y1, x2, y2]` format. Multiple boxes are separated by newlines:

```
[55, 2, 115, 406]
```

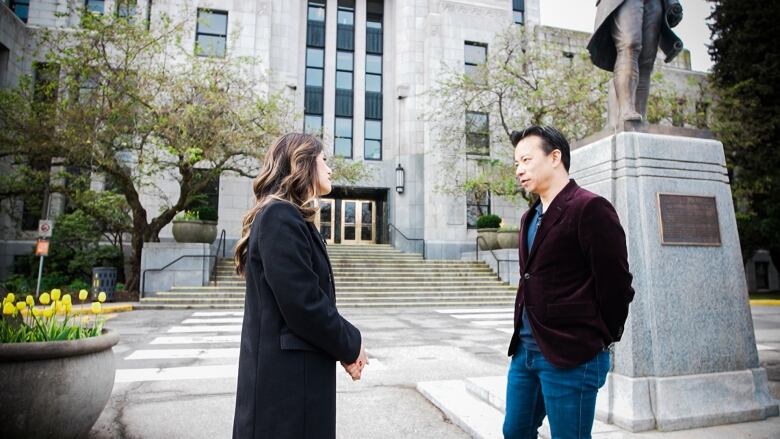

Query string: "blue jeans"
[503, 347, 610, 439]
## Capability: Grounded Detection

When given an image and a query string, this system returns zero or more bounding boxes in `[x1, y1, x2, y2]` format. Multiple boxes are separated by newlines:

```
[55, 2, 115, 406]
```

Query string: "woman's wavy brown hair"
[234, 133, 324, 276]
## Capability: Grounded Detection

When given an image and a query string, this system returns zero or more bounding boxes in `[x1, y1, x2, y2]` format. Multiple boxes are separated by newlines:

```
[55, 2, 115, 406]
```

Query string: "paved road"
[89, 305, 780, 438]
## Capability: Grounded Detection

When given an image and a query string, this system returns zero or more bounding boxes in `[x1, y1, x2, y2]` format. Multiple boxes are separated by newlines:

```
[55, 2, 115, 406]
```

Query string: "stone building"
[6, 0, 770, 291]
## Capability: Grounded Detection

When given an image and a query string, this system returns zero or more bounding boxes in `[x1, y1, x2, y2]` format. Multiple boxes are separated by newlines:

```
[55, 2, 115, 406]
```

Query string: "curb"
[750, 300, 780, 306]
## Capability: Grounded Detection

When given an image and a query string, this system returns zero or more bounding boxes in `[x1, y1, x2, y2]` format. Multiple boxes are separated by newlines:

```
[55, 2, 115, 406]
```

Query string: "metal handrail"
[475, 235, 517, 281]
[387, 222, 426, 259]
[140, 229, 227, 298]
[141, 254, 217, 299]
[210, 229, 227, 287]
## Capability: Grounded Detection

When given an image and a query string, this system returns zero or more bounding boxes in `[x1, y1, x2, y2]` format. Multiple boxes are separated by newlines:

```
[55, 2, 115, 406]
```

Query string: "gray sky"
[540, 0, 715, 72]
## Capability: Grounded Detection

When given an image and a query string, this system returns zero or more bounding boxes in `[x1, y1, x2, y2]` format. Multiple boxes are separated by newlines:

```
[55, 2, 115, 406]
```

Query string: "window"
[464, 42, 487, 77]
[364, 120, 382, 160]
[466, 189, 491, 229]
[335, 117, 353, 158]
[513, 0, 525, 25]
[116, 0, 136, 19]
[33, 62, 60, 103]
[0, 43, 9, 87]
[334, 0, 354, 155]
[365, 0, 384, 160]
[465, 111, 490, 155]
[756, 262, 770, 290]
[85, 0, 105, 14]
[195, 9, 228, 58]
[304, 1, 326, 135]
[9, 0, 30, 23]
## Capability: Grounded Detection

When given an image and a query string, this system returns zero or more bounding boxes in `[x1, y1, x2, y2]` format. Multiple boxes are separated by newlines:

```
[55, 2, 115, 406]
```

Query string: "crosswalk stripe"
[150, 335, 241, 344]
[471, 320, 514, 326]
[125, 348, 240, 360]
[191, 311, 244, 317]
[451, 313, 514, 320]
[168, 325, 242, 333]
[182, 318, 243, 324]
[435, 308, 513, 314]
[115, 364, 238, 383]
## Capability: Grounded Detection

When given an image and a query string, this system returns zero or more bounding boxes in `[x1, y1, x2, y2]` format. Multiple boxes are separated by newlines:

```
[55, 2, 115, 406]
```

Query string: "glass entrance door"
[316, 198, 335, 244]
[341, 199, 375, 244]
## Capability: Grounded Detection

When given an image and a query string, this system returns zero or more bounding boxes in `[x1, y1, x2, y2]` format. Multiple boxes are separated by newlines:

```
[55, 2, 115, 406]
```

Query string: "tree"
[0, 10, 291, 295]
[708, 0, 780, 268]
[429, 25, 611, 205]
[430, 25, 710, 210]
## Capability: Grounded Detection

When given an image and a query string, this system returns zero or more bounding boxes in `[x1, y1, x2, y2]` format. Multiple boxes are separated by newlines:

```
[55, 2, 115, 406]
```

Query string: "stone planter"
[172, 220, 218, 244]
[497, 230, 520, 249]
[0, 329, 120, 439]
[477, 228, 499, 250]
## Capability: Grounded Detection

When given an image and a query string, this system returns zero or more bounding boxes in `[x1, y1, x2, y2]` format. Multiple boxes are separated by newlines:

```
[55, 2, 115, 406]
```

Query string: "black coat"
[232, 200, 362, 439]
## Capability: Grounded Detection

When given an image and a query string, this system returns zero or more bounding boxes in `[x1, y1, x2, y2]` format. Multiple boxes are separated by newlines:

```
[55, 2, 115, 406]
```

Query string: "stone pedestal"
[570, 127, 779, 432]
[140, 242, 214, 295]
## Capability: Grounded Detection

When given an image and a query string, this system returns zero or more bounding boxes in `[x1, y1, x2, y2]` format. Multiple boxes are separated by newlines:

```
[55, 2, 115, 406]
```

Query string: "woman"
[232, 133, 368, 439]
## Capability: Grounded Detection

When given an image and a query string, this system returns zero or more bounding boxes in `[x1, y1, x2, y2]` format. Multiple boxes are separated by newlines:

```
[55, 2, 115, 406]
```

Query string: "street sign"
[35, 240, 50, 256]
[38, 220, 54, 238]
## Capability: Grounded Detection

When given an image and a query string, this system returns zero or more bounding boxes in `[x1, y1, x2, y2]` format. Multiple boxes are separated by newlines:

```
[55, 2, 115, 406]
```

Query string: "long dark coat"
[587, 0, 684, 72]
[232, 200, 362, 439]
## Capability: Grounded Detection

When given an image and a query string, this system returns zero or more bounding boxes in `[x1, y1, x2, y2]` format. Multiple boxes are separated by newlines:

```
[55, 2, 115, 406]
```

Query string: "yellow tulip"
[5, 293, 15, 304]
[26, 295, 34, 306]
[98, 292, 107, 303]
[91, 302, 102, 314]
[32, 308, 43, 317]
[79, 289, 89, 301]
[2, 302, 15, 315]
[65, 302, 72, 313]
[16, 301, 26, 311]
[39, 293, 51, 305]
[51, 289, 61, 301]
[62, 294, 72, 305]
[56, 302, 66, 315]
[43, 307, 53, 318]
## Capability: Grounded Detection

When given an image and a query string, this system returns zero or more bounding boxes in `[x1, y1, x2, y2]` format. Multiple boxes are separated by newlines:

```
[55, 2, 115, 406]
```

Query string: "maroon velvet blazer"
[508, 179, 635, 368]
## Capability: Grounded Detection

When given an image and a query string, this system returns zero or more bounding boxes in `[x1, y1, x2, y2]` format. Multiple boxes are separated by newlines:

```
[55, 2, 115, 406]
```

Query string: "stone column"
[571, 125, 779, 432]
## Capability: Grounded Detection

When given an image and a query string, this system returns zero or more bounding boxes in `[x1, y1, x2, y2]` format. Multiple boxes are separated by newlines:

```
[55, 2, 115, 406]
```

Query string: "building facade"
[7, 0, 766, 290]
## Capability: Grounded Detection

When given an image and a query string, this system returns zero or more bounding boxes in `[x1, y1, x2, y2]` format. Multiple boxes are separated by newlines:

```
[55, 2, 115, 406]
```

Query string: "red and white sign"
[38, 220, 53, 238]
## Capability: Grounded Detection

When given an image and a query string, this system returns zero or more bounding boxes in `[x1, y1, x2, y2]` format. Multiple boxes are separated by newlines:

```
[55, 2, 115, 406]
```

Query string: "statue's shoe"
[622, 111, 642, 122]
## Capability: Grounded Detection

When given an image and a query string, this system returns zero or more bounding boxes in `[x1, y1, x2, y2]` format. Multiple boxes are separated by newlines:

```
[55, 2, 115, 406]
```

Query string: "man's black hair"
[510, 125, 571, 173]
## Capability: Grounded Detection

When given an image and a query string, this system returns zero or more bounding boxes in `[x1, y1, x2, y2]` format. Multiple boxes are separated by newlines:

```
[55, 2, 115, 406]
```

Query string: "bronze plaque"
[657, 194, 721, 246]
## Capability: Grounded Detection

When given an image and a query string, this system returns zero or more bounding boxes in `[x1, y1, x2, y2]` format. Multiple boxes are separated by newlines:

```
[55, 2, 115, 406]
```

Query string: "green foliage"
[476, 214, 502, 229]
[708, 0, 780, 266]
[0, 9, 292, 293]
[195, 206, 218, 222]
[175, 210, 200, 221]
[67, 279, 90, 293]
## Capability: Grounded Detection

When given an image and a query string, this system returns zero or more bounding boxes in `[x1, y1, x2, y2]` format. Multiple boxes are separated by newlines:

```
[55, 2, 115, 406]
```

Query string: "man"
[587, 0, 684, 125]
[503, 126, 635, 439]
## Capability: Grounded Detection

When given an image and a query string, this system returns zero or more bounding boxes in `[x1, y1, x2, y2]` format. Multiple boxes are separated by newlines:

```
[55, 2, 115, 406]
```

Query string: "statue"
[587, 0, 684, 127]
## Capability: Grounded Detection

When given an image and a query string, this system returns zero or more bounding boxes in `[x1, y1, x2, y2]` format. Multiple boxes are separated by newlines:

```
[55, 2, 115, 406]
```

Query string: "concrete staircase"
[137, 244, 517, 309]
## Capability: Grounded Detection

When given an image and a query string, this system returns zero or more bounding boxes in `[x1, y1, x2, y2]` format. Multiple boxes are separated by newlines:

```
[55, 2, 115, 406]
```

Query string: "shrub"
[196, 206, 218, 221]
[476, 214, 502, 229]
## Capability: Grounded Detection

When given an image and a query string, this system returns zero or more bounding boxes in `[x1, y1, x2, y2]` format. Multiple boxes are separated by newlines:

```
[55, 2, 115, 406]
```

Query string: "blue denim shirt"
[519, 202, 544, 351]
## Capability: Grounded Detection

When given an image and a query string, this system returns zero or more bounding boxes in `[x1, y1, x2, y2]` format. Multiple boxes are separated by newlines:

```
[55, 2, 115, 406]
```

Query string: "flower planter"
[172, 220, 218, 244]
[477, 228, 499, 250]
[0, 329, 119, 439]
[497, 230, 520, 249]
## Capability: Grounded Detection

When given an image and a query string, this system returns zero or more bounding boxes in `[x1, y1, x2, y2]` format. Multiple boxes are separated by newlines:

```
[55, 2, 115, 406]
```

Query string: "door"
[316, 198, 335, 244]
[341, 199, 375, 244]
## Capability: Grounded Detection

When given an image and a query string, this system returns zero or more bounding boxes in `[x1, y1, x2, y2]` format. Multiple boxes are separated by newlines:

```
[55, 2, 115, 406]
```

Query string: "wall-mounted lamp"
[395, 164, 405, 194]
